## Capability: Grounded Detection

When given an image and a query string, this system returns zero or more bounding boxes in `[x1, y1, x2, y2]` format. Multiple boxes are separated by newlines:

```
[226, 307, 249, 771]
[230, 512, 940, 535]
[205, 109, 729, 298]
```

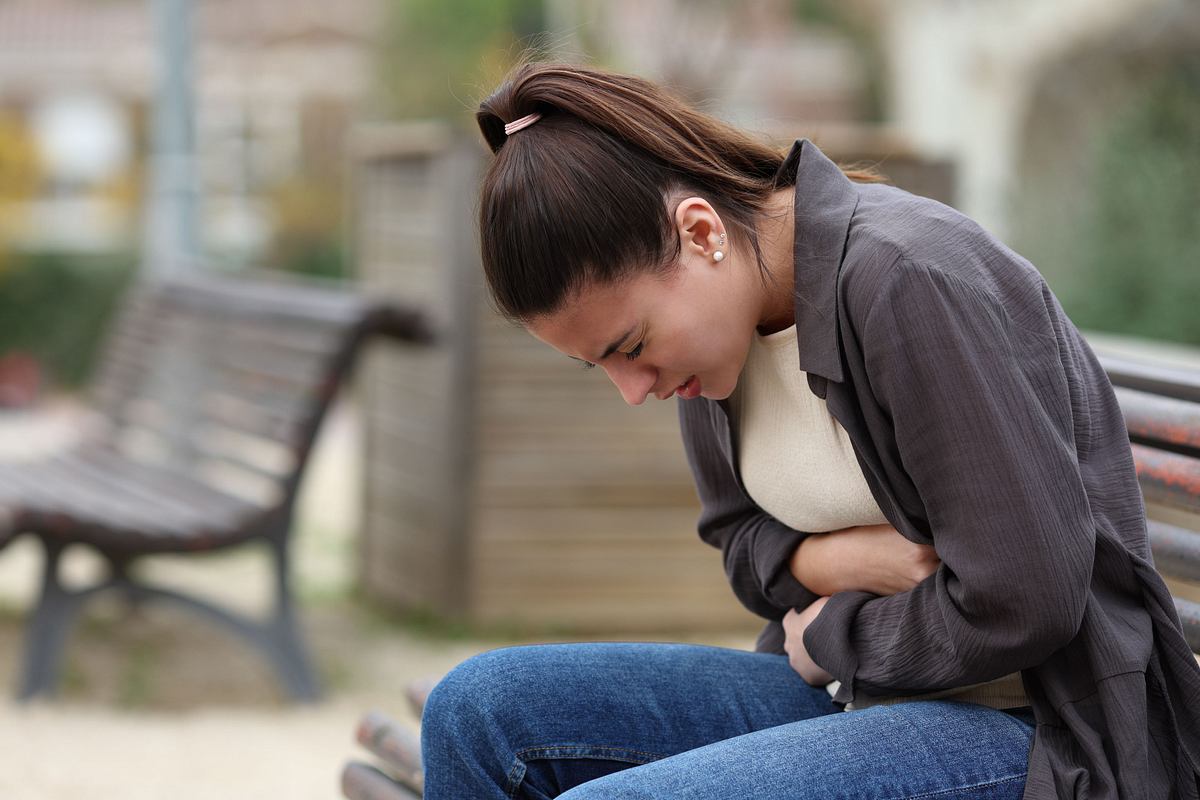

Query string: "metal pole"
[142, 0, 198, 278]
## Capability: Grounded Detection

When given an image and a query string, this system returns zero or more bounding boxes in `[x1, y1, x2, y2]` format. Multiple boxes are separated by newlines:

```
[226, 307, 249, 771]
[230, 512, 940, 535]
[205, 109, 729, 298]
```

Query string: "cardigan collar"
[775, 138, 861, 387]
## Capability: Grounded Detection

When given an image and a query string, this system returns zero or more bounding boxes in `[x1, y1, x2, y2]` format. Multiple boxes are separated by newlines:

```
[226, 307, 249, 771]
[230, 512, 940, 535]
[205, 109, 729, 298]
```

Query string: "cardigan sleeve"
[677, 399, 821, 619]
[803, 259, 1095, 703]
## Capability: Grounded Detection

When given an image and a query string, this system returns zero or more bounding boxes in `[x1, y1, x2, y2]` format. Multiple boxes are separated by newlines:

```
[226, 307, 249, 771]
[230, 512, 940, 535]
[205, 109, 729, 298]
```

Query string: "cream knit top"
[727, 324, 1027, 711]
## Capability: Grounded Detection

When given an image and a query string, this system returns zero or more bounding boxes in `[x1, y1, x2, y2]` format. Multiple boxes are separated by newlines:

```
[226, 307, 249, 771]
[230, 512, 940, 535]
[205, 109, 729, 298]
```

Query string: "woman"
[420, 61, 1200, 798]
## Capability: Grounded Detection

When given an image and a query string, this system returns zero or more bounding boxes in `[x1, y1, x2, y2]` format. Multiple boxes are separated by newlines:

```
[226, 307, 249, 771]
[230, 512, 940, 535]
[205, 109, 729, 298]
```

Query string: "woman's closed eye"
[577, 341, 643, 370]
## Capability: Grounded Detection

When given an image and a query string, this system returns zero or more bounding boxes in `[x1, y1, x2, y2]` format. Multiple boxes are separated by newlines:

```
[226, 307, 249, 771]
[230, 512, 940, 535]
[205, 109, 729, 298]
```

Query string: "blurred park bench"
[338, 347, 1200, 799]
[0, 271, 432, 702]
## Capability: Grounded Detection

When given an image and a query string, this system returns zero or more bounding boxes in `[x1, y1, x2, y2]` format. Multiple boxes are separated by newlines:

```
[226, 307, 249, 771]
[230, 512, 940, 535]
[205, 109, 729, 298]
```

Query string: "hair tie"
[504, 112, 542, 136]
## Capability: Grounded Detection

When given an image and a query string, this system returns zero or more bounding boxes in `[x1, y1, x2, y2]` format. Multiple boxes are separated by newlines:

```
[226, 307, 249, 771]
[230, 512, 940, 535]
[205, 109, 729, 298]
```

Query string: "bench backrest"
[88, 273, 430, 510]
[1101, 352, 1200, 650]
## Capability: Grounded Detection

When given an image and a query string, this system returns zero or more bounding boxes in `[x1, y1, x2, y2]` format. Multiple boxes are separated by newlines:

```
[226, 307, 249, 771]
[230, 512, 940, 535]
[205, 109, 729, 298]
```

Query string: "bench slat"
[113, 396, 298, 480]
[1148, 519, 1200, 583]
[154, 313, 340, 386]
[0, 451, 260, 542]
[1, 458, 175, 534]
[160, 273, 371, 328]
[1174, 597, 1200, 652]
[404, 676, 437, 718]
[42, 454, 215, 536]
[199, 391, 306, 447]
[1113, 387, 1200, 454]
[76, 448, 261, 519]
[1099, 353, 1200, 404]
[156, 306, 349, 356]
[340, 762, 421, 800]
[356, 712, 424, 794]
[1130, 444, 1200, 514]
[108, 366, 318, 458]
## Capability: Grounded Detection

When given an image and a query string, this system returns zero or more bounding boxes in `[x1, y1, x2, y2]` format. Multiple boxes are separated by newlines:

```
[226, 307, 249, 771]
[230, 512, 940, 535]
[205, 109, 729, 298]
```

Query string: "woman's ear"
[674, 197, 724, 261]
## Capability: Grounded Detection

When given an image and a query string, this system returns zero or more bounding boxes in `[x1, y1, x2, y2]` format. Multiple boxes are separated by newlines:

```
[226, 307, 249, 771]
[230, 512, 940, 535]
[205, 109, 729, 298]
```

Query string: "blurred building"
[0, 0, 382, 261]
[876, 0, 1198, 245]
[551, 0, 1197, 250]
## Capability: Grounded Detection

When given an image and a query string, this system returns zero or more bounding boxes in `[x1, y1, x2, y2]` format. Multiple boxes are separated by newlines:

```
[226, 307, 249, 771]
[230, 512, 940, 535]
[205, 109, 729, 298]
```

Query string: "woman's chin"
[705, 378, 737, 401]
[677, 371, 735, 401]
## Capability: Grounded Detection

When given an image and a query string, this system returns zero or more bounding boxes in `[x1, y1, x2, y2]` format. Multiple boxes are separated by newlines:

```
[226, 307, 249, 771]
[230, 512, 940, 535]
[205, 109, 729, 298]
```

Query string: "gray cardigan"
[678, 139, 1200, 798]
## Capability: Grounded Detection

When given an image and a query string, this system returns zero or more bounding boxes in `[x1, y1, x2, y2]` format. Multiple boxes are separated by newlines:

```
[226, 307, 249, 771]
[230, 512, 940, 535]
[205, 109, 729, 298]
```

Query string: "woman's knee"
[420, 646, 557, 797]
[421, 644, 577, 749]
[424, 647, 521, 735]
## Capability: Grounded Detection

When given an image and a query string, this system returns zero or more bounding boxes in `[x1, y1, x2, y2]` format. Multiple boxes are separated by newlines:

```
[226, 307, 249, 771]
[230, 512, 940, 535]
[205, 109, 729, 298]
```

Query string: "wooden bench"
[343, 683, 434, 800]
[0, 272, 432, 702]
[337, 347, 1200, 798]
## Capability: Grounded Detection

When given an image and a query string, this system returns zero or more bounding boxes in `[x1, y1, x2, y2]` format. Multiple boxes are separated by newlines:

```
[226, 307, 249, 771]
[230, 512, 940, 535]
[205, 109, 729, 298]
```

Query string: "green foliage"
[276, 237, 347, 280]
[266, 173, 349, 279]
[375, 0, 546, 121]
[789, 0, 886, 122]
[0, 250, 137, 388]
[1056, 60, 1200, 344]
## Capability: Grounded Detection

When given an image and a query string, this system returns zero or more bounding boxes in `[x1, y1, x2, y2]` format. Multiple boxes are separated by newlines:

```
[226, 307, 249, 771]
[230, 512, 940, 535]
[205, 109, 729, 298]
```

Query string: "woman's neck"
[752, 188, 797, 336]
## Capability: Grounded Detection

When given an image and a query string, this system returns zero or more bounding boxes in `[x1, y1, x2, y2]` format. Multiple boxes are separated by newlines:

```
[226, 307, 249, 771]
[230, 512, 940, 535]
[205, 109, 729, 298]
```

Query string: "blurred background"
[0, 0, 1196, 797]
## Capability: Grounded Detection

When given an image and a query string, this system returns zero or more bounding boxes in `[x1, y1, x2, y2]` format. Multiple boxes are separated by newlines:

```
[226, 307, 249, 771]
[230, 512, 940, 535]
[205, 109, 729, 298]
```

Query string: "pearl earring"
[713, 233, 726, 262]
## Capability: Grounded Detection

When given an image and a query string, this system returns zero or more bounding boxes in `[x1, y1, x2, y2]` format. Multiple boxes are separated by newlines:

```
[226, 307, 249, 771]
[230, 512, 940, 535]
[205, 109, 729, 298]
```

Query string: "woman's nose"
[602, 360, 656, 406]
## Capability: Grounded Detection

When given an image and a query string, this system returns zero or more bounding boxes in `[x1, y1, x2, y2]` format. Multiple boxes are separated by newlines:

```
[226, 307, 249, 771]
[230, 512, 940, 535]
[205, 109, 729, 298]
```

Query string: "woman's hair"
[476, 61, 880, 323]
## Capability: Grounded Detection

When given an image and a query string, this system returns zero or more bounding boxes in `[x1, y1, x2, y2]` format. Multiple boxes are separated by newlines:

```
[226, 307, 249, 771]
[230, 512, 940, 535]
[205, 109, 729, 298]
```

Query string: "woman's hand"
[790, 523, 940, 597]
[783, 597, 834, 685]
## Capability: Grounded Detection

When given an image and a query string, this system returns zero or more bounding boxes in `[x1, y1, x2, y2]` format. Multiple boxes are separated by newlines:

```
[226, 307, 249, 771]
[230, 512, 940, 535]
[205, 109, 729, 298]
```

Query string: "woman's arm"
[786, 529, 939, 685]
[790, 524, 940, 597]
[677, 400, 941, 620]
[803, 261, 1095, 702]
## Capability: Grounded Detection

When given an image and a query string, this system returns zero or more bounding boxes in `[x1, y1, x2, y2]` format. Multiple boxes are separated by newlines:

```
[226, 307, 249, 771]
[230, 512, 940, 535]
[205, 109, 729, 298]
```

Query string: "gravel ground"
[0, 396, 756, 799]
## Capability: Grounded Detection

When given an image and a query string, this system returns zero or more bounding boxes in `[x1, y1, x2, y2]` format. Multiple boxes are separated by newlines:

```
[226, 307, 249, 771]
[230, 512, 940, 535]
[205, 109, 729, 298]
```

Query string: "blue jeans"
[421, 642, 1035, 799]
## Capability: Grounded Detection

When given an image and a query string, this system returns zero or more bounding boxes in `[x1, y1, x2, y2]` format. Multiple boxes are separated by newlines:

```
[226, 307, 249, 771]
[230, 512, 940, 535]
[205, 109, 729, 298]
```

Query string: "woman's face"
[526, 245, 762, 406]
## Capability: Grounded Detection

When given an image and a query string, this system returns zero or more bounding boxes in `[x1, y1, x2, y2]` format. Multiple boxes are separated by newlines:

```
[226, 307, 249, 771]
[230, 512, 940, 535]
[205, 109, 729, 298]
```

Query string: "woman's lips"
[676, 375, 702, 400]
[657, 375, 702, 401]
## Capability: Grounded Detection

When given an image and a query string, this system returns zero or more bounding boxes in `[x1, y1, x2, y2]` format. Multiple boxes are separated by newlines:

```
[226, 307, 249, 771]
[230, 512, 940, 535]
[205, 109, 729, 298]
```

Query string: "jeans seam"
[888, 773, 1026, 800]
[504, 757, 526, 800]
[514, 743, 665, 763]
[504, 744, 666, 798]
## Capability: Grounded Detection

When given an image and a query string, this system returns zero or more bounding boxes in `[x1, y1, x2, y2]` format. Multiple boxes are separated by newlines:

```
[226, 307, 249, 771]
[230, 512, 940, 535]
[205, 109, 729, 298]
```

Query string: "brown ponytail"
[476, 61, 880, 322]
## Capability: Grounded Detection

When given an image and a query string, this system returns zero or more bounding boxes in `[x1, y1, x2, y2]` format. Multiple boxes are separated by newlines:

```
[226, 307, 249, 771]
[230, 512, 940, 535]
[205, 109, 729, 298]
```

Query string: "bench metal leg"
[16, 535, 322, 704]
[116, 575, 322, 703]
[17, 539, 83, 700]
[112, 536, 321, 703]
[265, 535, 321, 702]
